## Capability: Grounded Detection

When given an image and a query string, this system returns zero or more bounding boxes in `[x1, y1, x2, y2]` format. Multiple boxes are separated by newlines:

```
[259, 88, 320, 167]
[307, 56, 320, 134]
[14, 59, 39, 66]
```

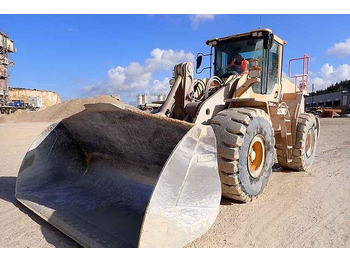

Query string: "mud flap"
[15, 103, 221, 248]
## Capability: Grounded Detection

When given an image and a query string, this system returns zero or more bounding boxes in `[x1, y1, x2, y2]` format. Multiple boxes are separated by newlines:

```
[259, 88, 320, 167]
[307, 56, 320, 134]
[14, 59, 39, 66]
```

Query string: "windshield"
[214, 38, 265, 78]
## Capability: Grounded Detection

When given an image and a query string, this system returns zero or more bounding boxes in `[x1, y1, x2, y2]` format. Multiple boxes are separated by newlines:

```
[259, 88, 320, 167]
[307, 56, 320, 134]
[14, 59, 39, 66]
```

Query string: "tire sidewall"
[238, 117, 274, 196]
[302, 118, 317, 169]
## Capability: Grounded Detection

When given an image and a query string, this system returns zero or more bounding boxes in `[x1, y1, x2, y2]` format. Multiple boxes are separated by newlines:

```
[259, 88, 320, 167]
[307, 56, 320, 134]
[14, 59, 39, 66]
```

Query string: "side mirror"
[195, 51, 212, 74]
[196, 55, 203, 70]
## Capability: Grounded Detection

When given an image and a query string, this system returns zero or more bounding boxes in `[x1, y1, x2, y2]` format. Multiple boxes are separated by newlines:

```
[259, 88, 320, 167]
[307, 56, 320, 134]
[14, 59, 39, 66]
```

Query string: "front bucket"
[15, 103, 221, 248]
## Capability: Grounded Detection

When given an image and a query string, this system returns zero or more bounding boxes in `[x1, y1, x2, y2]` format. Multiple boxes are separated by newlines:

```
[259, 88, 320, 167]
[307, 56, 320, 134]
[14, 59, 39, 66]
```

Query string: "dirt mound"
[0, 95, 130, 123]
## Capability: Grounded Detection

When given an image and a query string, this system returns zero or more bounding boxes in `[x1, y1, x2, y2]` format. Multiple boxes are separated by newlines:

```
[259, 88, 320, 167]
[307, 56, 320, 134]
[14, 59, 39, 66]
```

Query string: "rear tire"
[210, 108, 275, 202]
[278, 113, 317, 171]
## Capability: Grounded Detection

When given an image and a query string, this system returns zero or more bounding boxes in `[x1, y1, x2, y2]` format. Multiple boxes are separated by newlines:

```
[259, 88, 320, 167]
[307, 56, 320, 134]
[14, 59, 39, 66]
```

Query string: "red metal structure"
[289, 54, 310, 91]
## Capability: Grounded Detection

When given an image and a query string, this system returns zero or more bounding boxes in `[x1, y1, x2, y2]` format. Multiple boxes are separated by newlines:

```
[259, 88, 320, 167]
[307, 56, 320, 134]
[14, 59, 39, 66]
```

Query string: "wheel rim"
[305, 128, 315, 158]
[248, 135, 266, 178]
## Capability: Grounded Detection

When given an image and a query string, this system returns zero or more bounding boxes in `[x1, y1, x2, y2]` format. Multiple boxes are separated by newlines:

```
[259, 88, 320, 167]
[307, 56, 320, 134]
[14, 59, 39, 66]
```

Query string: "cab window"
[214, 38, 265, 78]
[266, 41, 280, 94]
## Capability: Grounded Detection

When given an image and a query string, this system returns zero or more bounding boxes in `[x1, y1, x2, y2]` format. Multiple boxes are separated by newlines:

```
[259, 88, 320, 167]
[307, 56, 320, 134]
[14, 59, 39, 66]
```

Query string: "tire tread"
[211, 108, 274, 202]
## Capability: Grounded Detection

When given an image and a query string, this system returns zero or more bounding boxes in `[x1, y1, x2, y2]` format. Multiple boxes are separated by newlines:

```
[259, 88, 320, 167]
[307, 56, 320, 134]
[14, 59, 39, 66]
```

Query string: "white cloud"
[145, 48, 194, 72]
[151, 77, 171, 95]
[326, 38, 350, 57]
[309, 63, 350, 90]
[188, 14, 215, 29]
[320, 63, 333, 77]
[81, 48, 194, 104]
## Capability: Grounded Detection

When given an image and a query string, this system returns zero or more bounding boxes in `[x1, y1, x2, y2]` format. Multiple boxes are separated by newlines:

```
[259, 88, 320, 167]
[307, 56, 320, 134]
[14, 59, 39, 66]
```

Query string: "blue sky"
[1, 14, 350, 103]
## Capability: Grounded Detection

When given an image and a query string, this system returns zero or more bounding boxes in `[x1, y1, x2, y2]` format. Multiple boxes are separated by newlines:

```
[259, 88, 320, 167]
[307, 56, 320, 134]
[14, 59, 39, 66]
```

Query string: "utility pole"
[311, 84, 314, 108]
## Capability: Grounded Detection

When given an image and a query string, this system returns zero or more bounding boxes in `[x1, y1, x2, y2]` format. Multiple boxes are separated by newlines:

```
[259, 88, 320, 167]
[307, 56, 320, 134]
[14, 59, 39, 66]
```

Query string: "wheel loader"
[15, 28, 320, 248]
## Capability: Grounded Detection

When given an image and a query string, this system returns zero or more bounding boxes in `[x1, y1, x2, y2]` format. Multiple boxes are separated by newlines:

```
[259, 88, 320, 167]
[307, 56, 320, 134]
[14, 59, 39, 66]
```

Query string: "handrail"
[288, 54, 310, 92]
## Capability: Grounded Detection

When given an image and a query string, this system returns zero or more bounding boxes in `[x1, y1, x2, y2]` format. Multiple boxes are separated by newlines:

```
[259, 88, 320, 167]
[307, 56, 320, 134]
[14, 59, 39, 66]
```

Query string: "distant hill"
[310, 79, 350, 95]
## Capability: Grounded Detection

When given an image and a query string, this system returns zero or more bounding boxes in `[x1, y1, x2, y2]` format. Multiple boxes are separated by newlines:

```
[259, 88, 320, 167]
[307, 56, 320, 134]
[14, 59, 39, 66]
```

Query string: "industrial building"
[305, 90, 350, 112]
[0, 31, 16, 110]
[0, 32, 61, 114]
[136, 93, 166, 112]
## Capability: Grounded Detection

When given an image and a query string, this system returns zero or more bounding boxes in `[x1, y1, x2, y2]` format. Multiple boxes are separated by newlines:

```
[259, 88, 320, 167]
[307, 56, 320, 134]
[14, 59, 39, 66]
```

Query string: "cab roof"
[206, 28, 286, 46]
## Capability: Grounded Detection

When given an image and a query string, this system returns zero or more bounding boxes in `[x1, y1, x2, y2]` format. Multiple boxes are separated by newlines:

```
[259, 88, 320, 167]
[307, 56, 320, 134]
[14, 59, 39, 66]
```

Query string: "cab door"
[265, 40, 282, 101]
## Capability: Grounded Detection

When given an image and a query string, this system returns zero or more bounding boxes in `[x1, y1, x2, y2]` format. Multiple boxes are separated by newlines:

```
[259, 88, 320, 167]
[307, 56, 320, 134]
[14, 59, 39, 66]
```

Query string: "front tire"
[210, 108, 275, 202]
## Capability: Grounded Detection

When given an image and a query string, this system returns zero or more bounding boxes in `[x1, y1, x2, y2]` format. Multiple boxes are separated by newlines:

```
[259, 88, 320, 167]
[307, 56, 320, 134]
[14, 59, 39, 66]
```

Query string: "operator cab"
[197, 29, 286, 97]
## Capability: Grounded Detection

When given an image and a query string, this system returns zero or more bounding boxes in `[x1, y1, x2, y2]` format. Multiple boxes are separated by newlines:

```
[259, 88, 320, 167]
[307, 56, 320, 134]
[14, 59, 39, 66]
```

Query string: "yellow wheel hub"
[248, 135, 266, 178]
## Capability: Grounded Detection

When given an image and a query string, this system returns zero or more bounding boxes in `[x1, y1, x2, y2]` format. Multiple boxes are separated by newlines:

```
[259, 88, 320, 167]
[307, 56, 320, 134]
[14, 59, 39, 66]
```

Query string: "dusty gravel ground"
[0, 118, 349, 248]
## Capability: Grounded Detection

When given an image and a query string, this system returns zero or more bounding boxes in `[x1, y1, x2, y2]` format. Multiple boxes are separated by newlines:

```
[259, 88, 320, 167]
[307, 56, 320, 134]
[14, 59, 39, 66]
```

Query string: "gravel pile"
[0, 95, 129, 123]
